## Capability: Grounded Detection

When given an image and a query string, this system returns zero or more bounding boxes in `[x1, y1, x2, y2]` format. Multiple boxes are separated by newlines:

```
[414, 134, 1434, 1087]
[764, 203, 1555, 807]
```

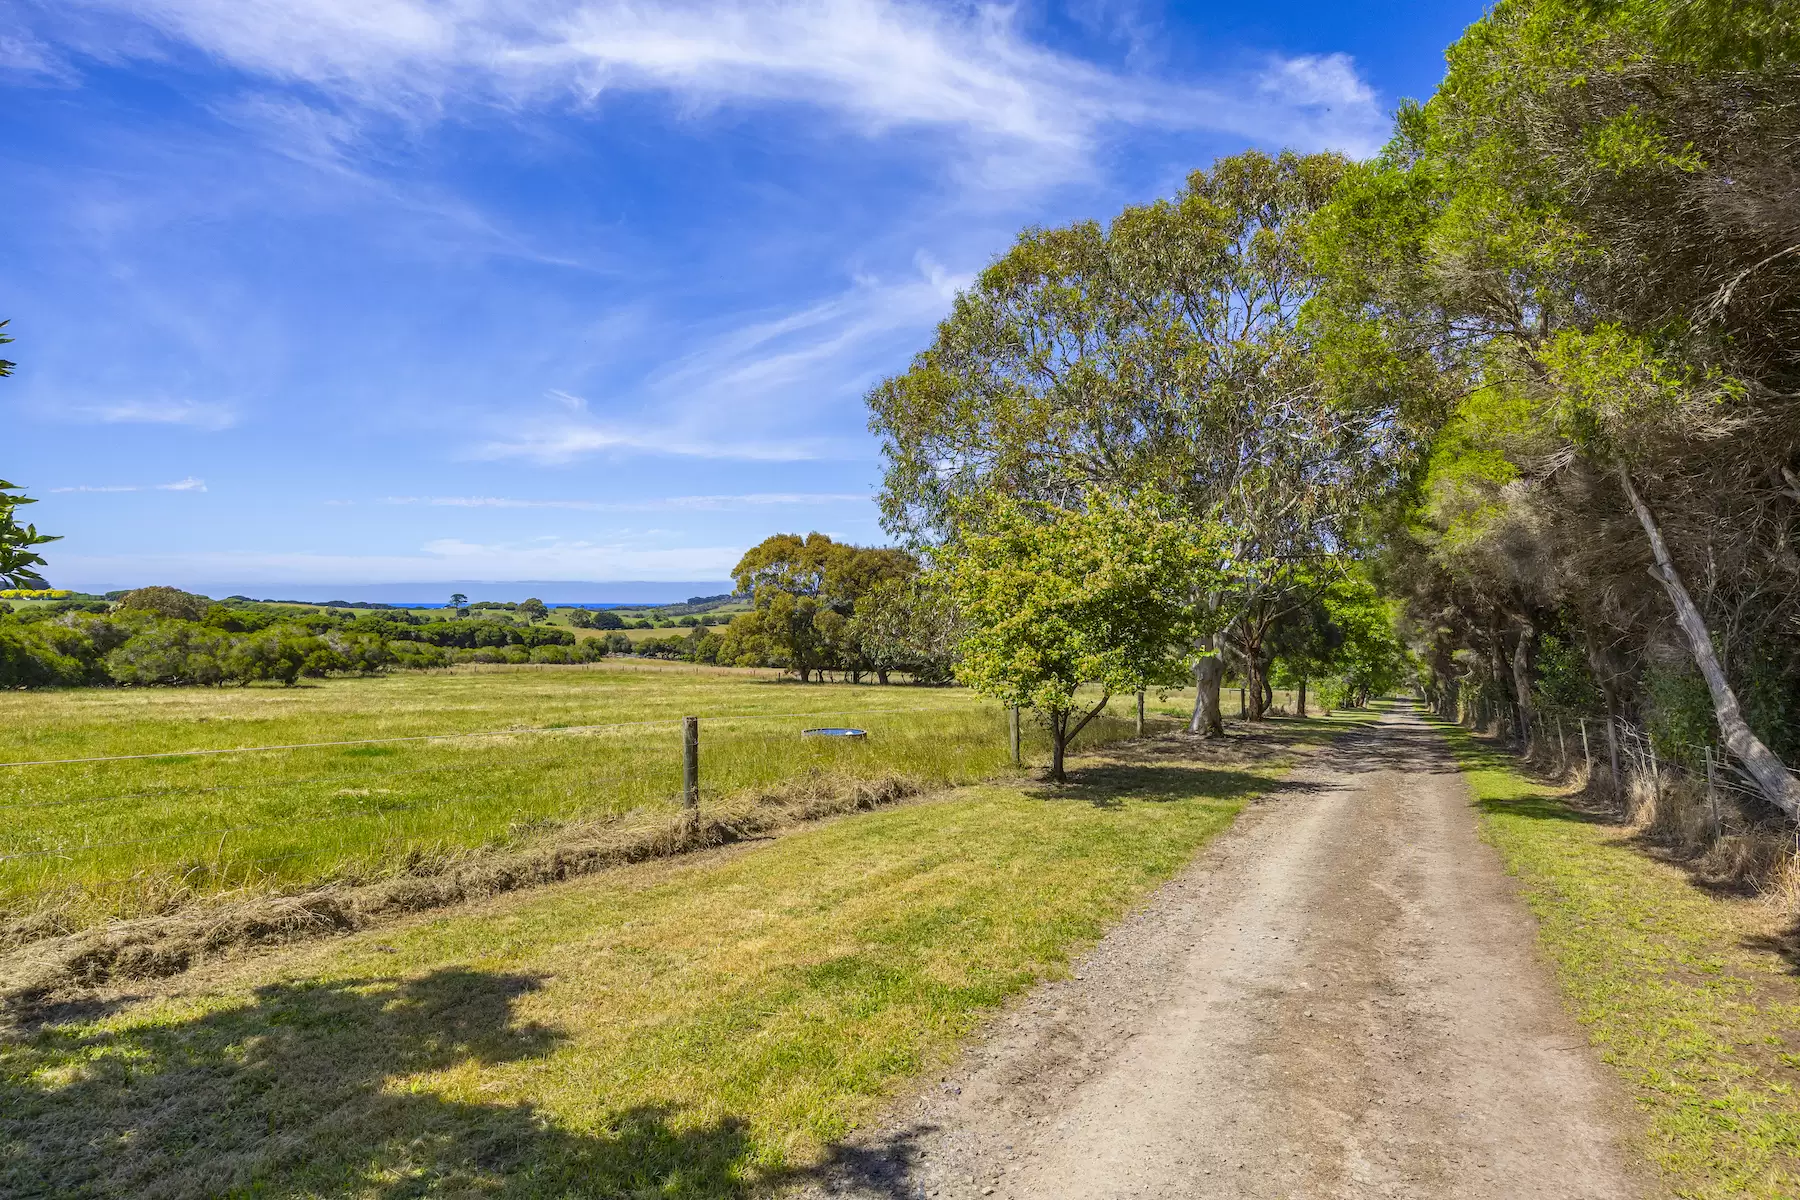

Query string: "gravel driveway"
[795, 707, 1655, 1199]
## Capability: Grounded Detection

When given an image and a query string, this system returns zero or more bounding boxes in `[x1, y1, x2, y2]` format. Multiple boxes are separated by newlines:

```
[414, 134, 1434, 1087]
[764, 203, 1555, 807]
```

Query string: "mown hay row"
[0, 771, 923, 1008]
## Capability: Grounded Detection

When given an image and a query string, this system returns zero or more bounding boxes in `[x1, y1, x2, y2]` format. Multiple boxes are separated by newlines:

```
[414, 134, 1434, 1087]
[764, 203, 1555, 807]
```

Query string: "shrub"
[107, 624, 229, 686]
[0, 625, 88, 686]
[116, 586, 210, 622]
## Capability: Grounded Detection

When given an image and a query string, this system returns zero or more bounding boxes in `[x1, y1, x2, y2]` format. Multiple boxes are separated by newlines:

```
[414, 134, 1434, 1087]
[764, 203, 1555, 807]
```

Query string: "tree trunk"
[1486, 633, 1511, 740]
[1510, 620, 1536, 752]
[1246, 651, 1268, 721]
[1190, 646, 1224, 737]
[1297, 677, 1308, 718]
[1135, 690, 1145, 737]
[1049, 712, 1068, 782]
[876, 669, 889, 685]
[1618, 462, 1800, 820]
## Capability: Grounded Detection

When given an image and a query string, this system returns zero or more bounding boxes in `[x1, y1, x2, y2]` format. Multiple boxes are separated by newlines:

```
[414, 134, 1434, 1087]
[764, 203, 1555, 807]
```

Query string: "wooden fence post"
[1008, 707, 1021, 765]
[1135, 691, 1145, 737]
[1556, 718, 1568, 774]
[1579, 718, 1592, 778]
[1703, 745, 1721, 838]
[682, 716, 700, 830]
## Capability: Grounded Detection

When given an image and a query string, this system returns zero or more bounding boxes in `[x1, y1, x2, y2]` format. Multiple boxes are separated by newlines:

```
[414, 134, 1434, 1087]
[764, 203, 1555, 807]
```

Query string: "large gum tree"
[868, 151, 1388, 737]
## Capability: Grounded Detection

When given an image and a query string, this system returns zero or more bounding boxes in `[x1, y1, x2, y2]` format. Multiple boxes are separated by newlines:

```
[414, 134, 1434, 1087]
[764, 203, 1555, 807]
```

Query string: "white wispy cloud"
[50, 476, 208, 493]
[0, 30, 76, 81]
[67, 399, 239, 430]
[477, 260, 967, 463]
[60, 0, 1390, 175]
[383, 492, 867, 510]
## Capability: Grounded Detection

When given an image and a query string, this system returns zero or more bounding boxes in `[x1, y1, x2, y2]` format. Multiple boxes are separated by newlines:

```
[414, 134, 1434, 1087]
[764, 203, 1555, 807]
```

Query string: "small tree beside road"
[944, 495, 1222, 782]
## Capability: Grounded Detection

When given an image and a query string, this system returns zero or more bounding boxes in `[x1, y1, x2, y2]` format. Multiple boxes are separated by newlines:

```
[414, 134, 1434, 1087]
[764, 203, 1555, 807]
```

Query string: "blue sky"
[2, 0, 1479, 598]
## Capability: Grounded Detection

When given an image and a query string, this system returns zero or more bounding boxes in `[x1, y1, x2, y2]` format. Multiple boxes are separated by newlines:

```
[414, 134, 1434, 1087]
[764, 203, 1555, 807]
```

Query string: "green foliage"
[867, 151, 1369, 541]
[0, 479, 58, 591]
[117, 586, 211, 622]
[943, 493, 1223, 776]
[726, 532, 919, 681]
[1309, 0, 1800, 770]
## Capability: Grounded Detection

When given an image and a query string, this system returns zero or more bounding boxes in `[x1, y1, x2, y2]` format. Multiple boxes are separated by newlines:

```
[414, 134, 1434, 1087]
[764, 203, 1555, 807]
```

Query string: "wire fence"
[1518, 709, 1793, 837]
[0, 698, 1156, 936]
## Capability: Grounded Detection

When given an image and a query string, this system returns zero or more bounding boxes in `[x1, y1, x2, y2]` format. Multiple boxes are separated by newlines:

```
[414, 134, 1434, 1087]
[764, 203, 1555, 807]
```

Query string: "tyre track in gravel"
[795, 706, 1657, 1200]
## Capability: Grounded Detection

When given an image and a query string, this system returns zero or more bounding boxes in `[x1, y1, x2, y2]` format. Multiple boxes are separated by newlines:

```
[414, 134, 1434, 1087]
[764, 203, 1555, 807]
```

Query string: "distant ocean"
[158, 581, 736, 607]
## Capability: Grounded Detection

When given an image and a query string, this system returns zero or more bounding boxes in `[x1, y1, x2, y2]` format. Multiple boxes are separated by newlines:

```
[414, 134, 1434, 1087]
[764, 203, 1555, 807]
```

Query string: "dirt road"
[803, 707, 1654, 1199]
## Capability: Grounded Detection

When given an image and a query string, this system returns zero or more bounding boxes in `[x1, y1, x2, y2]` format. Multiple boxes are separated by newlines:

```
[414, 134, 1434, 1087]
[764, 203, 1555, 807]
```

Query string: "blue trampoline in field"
[801, 727, 868, 739]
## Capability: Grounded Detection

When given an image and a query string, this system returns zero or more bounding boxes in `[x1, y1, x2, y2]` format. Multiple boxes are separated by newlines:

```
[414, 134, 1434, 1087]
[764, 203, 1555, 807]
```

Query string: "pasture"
[0, 716, 1365, 1197]
[0, 664, 1162, 935]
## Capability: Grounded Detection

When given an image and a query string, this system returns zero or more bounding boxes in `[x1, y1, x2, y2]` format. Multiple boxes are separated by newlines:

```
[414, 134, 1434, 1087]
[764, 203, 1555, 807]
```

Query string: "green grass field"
[0, 714, 1365, 1198]
[0, 666, 1172, 933]
[1443, 722, 1800, 1199]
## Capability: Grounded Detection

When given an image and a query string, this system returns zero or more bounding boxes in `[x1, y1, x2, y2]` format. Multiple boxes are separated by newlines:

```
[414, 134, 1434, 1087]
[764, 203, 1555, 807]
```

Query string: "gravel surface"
[793, 707, 1656, 1199]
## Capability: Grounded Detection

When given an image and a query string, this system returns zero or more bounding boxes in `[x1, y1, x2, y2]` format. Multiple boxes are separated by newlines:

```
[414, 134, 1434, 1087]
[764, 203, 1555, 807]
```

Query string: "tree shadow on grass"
[1, 967, 752, 1198]
[1024, 762, 1279, 809]
[1473, 791, 1618, 826]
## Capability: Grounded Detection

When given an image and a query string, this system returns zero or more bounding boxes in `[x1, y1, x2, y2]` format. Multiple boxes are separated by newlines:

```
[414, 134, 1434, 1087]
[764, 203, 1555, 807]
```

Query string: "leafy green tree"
[1268, 593, 1342, 717]
[0, 480, 58, 590]
[518, 597, 549, 623]
[944, 494, 1223, 781]
[731, 532, 917, 682]
[848, 575, 960, 684]
[1, 327, 60, 589]
[869, 150, 1377, 736]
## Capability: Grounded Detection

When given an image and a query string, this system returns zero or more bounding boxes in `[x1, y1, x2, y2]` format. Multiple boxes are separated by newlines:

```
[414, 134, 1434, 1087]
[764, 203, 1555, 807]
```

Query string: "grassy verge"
[0, 716, 1365, 1197]
[1438, 721, 1800, 1199]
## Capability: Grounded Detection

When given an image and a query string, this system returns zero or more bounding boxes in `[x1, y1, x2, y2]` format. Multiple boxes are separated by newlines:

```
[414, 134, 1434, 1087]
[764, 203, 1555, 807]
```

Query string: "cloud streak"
[65, 399, 239, 430]
[62, 0, 1390, 174]
[476, 261, 968, 463]
[50, 476, 208, 493]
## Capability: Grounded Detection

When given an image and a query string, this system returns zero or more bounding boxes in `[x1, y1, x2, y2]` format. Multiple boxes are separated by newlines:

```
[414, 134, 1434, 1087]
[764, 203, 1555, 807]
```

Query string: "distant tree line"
[0, 587, 639, 687]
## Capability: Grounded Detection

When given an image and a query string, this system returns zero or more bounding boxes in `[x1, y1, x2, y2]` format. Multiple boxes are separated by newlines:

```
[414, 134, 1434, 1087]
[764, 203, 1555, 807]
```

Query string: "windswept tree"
[943, 494, 1224, 781]
[726, 532, 916, 681]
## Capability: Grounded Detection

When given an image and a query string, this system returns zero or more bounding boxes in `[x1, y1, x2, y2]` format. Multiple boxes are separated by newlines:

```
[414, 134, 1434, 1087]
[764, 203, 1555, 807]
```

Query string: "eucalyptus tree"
[1309, 0, 1800, 811]
[870, 150, 1382, 735]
